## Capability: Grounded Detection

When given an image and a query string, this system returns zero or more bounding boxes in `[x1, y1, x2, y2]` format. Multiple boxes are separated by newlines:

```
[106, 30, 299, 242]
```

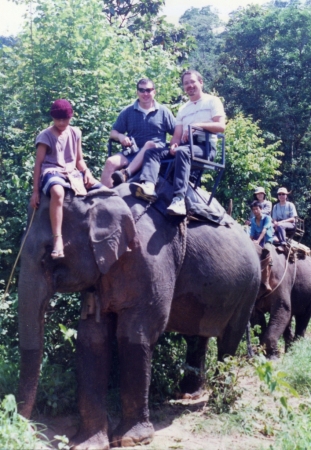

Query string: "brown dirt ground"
[36, 365, 280, 450]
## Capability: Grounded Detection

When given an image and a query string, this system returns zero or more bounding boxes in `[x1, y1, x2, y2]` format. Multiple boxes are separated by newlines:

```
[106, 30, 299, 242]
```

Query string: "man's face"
[137, 81, 156, 106]
[252, 206, 262, 219]
[182, 73, 203, 98]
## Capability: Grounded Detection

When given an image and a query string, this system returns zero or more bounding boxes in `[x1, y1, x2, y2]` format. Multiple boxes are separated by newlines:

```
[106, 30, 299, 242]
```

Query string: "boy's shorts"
[41, 172, 71, 196]
[41, 172, 102, 196]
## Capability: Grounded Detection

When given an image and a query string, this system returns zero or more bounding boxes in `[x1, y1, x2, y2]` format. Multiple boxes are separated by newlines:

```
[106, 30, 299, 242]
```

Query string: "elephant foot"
[70, 429, 110, 450]
[181, 387, 205, 400]
[111, 420, 154, 448]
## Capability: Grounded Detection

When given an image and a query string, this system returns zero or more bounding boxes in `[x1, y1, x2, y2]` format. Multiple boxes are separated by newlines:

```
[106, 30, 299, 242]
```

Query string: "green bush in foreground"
[0, 394, 51, 449]
[271, 401, 311, 450]
[278, 337, 311, 395]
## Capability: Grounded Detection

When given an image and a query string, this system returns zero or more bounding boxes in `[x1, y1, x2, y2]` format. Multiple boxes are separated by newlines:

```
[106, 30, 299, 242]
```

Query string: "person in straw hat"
[245, 186, 272, 225]
[272, 187, 297, 246]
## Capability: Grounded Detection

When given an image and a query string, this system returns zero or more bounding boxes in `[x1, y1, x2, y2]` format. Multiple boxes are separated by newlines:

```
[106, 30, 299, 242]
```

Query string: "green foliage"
[0, 394, 52, 449]
[255, 355, 299, 397]
[215, 4, 311, 243]
[217, 4, 311, 161]
[150, 333, 187, 403]
[203, 113, 282, 221]
[179, 6, 223, 90]
[271, 401, 311, 449]
[207, 356, 245, 414]
[102, 0, 164, 26]
[277, 337, 311, 395]
[36, 362, 77, 416]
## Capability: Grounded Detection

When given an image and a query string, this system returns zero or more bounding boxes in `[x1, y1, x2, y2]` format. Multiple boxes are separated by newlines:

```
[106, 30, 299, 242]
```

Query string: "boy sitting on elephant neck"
[30, 99, 101, 259]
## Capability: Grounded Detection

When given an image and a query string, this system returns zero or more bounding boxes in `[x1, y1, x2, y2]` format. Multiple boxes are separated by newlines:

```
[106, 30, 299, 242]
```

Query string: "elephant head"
[86, 190, 138, 274]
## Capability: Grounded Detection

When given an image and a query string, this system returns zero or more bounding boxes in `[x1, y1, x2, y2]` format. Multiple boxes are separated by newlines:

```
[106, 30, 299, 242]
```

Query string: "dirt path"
[37, 368, 276, 450]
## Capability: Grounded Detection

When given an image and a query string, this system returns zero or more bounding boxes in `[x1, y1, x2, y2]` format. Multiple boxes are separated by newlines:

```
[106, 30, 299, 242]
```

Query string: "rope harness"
[260, 243, 295, 299]
[2, 208, 36, 303]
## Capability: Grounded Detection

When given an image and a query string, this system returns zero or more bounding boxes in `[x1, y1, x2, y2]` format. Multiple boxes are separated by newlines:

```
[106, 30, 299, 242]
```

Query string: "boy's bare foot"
[52, 235, 64, 259]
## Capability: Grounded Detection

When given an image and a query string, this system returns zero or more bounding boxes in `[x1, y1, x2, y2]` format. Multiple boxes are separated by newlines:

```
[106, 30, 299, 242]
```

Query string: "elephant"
[251, 244, 311, 358]
[17, 182, 261, 449]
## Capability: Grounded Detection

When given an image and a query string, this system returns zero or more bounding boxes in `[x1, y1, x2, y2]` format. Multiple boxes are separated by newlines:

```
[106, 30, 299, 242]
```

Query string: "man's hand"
[118, 134, 132, 147]
[170, 143, 179, 156]
[30, 191, 40, 209]
[84, 169, 97, 189]
[181, 129, 189, 143]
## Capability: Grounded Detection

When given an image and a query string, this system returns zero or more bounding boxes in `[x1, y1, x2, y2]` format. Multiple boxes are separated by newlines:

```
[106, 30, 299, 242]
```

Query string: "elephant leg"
[217, 298, 254, 361]
[283, 319, 294, 352]
[179, 335, 208, 399]
[111, 305, 169, 448]
[112, 338, 154, 448]
[262, 297, 291, 359]
[17, 268, 52, 418]
[71, 313, 115, 450]
[295, 313, 311, 339]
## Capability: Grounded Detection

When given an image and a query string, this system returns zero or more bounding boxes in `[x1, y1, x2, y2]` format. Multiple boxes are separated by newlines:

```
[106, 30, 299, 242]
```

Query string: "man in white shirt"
[135, 70, 226, 215]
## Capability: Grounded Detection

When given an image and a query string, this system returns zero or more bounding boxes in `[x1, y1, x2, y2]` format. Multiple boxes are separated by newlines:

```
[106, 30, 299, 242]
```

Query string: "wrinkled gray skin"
[252, 245, 311, 358]
[17, 184, 260, 449]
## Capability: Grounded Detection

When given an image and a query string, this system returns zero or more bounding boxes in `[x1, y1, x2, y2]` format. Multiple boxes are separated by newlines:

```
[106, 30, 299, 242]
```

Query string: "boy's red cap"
[50, 99, 73, 119]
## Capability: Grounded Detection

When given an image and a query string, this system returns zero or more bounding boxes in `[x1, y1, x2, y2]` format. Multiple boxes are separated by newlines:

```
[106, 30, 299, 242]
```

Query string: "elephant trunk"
[17, 348, 43, 418]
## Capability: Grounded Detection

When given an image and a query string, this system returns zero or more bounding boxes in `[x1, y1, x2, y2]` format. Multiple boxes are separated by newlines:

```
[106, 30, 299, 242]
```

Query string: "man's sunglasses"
[278, 193, 286, 196]
[137, 88, 154, 93]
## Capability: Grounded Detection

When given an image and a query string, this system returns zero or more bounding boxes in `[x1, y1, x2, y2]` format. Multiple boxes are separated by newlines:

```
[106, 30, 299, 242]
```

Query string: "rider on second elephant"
[272, 187, 297, 246]
[250, 200, 274, 292]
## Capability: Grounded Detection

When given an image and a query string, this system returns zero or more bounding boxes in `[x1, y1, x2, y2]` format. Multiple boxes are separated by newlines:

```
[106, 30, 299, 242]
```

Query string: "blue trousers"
[140, 143, 209, 198]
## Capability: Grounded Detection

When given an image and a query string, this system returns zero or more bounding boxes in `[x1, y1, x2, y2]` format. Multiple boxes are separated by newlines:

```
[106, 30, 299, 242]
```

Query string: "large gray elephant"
[17, 183, 260, 449]
[252, 244, 311, 358]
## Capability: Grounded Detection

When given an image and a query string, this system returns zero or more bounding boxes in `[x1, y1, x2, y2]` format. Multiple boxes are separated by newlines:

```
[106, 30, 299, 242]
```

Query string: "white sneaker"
[133, 182, 158, 202]
[167, 196, 186, 216]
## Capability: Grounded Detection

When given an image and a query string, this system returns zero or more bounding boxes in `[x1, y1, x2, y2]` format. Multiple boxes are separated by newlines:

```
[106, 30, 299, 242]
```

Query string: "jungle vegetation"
[1, 0, 311, 446]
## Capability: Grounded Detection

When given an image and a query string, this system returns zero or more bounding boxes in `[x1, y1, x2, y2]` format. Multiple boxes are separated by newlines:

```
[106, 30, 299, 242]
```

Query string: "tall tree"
[216, 5, 311, 164]
[179, 6, 223, 90]
[216, 4, 311, 242]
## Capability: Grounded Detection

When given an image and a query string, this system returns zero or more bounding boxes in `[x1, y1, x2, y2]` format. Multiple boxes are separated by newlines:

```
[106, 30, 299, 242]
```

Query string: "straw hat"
[277, 187, 291, 195]
[254, 187, 266, 195]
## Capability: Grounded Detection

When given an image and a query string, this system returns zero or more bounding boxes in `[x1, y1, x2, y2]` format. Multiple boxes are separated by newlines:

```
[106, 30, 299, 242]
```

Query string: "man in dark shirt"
[101, 78, 176, 187]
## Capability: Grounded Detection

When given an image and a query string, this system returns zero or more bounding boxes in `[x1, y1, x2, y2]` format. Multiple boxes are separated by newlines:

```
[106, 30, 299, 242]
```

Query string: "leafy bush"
[0, 394, 52, 449]
[272, 403, 311, 450]
[150, 333, 187, 404]
[207, 356, 245, 414]
[278, 338, 311, 395]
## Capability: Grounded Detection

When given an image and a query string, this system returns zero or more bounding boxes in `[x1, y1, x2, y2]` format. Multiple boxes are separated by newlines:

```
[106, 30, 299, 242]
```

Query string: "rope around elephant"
[260, 242, 295, 299]
[2, 208, 36, 303]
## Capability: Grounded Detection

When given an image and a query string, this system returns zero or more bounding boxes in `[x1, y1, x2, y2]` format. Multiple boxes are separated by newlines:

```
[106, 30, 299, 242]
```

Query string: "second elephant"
[252, 245, 311, 358]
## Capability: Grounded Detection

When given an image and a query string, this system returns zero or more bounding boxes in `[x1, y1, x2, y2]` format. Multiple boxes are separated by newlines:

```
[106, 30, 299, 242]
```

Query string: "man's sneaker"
[112, 169, 129, 187]
[133, 183, 158, 202]
[167, 196, 186, 216]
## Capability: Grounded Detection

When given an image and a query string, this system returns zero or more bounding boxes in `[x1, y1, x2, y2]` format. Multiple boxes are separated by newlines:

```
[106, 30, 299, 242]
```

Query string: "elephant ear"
[88, 195, 137, 274]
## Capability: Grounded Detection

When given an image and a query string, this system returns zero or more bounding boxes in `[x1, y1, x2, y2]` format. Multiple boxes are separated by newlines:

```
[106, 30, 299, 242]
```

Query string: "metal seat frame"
[107, 124, 226, 206]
